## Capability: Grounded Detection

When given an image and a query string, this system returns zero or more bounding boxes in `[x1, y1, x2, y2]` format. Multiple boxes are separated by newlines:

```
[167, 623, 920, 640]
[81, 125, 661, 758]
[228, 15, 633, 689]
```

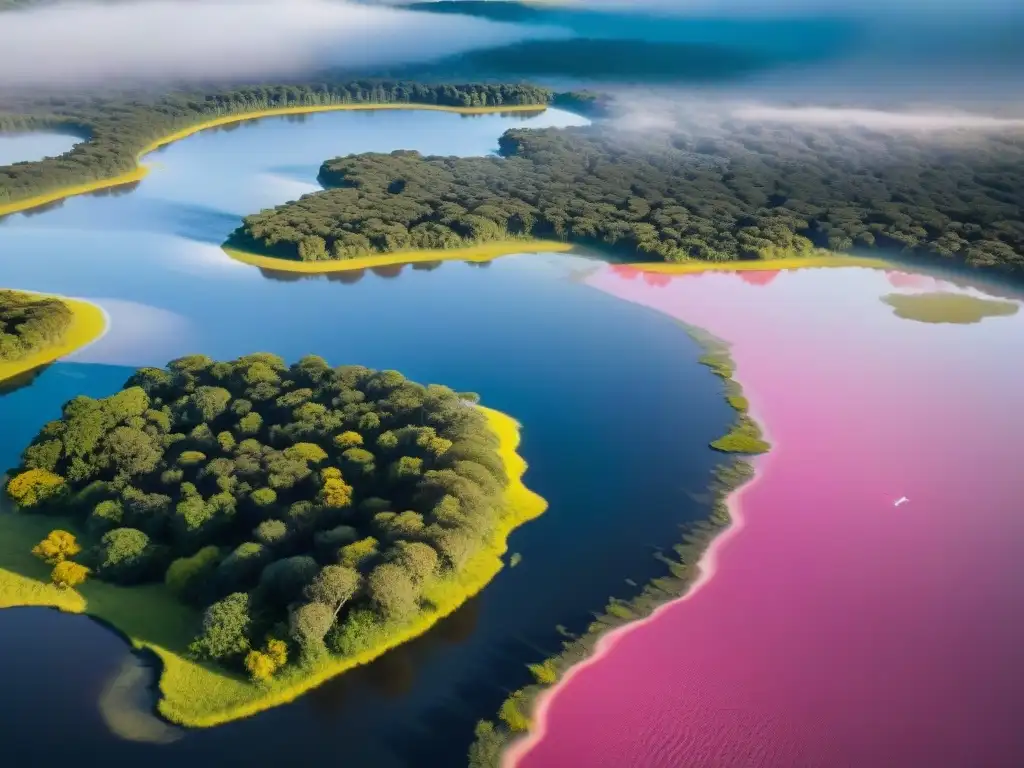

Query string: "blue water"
[0, 108, 732, 766]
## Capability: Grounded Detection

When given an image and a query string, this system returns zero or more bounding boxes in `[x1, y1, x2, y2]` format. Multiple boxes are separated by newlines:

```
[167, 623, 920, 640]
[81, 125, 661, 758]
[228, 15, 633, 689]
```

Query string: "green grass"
[880, 291, 1019, 324]
[0, 407, 547, 728]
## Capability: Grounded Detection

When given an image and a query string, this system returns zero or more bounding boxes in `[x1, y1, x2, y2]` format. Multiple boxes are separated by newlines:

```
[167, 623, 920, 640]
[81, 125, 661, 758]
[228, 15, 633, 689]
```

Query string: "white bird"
[894, 496, 909, 507]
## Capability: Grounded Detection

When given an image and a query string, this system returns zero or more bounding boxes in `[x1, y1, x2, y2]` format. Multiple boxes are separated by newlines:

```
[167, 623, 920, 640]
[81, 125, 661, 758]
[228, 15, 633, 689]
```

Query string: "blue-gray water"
[0, 108, 732, 766]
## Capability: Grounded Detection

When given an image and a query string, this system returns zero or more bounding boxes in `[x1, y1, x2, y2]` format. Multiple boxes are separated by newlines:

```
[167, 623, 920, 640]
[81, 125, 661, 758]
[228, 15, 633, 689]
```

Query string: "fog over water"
[0, 0, 566, 89]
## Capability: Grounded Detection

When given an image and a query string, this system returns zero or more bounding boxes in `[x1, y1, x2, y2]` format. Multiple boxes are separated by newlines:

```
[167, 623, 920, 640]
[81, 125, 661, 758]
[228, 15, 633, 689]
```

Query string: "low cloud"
[0, 0, 567, 90]
[730, 106, 1024, 133]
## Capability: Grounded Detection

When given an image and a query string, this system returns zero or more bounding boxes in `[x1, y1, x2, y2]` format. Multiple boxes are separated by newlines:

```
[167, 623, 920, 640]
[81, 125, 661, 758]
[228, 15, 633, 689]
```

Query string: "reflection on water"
[0, 365, 48, 396]
[99, 655, 182, 745]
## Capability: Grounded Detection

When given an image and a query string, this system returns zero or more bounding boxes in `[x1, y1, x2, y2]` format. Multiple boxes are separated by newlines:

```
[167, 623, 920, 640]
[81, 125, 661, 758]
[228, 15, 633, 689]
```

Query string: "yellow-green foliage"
[244, 650, 278, 683]
[339, 536, 378, 568]
[31, 529, 81, 564]
[528, 659, 559, 685]
[727, 395, 749, 413]
[265, 639, 288, 668]
[605, 600, 636, 620]
[498, 691, 532, 732]
[881, 291, 1019, 325]
[712, 415, 770, 455]
[177, 451, 207, 467]
[7, 468, 66, 508]
[165, 546, 220, 597]
[333, 431, 363, 448]
[51, 560, 89, 589]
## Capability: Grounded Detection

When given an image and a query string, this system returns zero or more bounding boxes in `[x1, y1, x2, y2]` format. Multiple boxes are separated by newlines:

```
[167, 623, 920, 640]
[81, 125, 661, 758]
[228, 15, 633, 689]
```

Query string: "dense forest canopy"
[5, 353, 511, 677]
[234, 121, 1024, 274]
[0, 81, 553, 207]
[0, 289, 72, 362]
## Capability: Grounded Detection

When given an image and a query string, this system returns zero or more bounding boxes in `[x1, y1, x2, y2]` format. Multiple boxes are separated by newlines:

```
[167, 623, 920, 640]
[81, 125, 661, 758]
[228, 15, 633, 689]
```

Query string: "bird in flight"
[894, 496, 909, 507]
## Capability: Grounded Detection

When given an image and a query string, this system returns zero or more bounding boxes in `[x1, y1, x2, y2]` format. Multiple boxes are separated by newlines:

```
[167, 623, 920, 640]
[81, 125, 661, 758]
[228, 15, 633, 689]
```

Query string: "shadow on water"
[86, 181, 142, 199]
[0, 364, 50, 396]
[161, 202, 249, 246]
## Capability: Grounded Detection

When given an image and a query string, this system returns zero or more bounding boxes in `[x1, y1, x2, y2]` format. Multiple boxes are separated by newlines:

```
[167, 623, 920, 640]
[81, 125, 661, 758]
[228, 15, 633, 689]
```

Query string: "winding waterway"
[2, 108, 1023, 768]
[0, 108, 735, 766]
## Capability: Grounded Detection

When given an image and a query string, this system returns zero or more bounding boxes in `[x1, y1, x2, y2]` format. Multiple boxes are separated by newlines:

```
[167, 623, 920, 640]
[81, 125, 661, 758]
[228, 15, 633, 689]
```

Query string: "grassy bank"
[466, 327, 766, 767]
[630, 254, 891, 274]
[0, 103, 549, 219]
[0, 293, 106, 384]
[0, 406, 547, 728]
[224, 239, 575, 273]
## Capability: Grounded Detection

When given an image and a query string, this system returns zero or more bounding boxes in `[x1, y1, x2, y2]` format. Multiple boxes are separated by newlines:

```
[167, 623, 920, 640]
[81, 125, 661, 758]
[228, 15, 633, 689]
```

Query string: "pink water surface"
[512, 265, 1024, 768]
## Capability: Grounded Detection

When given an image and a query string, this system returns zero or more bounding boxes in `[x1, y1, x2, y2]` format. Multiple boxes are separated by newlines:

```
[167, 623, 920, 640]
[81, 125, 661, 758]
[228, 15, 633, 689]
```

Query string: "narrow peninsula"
[0, 289, 106, 384]
[0, 354, 547, 727]
[467, 327, 766, 767]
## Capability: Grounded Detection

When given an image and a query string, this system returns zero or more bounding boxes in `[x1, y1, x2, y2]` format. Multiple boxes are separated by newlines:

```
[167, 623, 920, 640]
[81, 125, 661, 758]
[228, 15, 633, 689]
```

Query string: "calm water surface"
[0, 109, 733, 766]
[514, 266, 1024, 768]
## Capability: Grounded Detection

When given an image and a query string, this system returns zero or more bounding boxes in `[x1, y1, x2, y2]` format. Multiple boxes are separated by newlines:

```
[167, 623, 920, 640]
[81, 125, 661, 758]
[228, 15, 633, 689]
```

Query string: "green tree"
[258, 555, 319, 608]
[190, 592, 252, 662]
[289, 601, 334, 654]
[104, 427, 162, 477]
[367, 562, 418, 620]
[304, 564, 361, 619]
[165, 545, 221, 600]
[95, 527, 152, 583]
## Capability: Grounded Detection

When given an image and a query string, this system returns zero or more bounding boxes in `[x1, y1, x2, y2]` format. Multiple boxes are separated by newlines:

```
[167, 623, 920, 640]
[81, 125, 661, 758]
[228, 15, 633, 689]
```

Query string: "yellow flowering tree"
[51, 560, 90, 589]
[31, 529, 82, 565]
[318, 467, 353, 509]
[6, 468, 66, 508]
[244, 650, 277, 682]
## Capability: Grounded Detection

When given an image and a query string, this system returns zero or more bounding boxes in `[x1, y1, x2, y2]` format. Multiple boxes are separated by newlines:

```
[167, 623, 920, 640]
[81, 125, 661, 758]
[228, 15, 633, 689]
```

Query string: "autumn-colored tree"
[244, 650, 277, 682]
[318, 469, 353, 509]
[51, 560, 90, 590]
[6, 468, 66, 508]
[333, 431, 363, 449]
[265, 638, 288, 667]
[31, 529, 81, 565]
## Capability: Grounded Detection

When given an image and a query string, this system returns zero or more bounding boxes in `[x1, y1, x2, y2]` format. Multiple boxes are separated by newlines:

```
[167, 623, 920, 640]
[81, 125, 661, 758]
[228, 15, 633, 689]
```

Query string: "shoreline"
[227, 244, 891, 277]
[468, 324, 770, 767]
[0, 406, 548, 728]
[502, 455, 768, 768]
[0, 103, 550, 219]
[0, 292, 108, 384]
[630, 254, 891, 274]
[224, 240, 575, 273]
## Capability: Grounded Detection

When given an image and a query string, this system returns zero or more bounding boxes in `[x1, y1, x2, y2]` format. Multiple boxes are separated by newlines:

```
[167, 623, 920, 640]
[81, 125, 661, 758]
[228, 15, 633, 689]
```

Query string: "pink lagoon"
[510, 264, 1024, 768]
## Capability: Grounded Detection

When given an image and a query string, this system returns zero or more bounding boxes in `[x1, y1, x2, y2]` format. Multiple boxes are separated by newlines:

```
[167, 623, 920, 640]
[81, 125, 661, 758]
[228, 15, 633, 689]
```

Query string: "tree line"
[6, 353, 510, 681]
[0, 81, 553, 207]
[0, 289, 73, 362]
[233, 120, 1024, 276]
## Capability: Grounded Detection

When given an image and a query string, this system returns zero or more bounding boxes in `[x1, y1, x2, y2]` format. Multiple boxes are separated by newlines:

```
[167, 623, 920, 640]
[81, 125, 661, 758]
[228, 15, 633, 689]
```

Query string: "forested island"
[0, 353, 546, 724]
[231, 121, 1024, 276]
[0, 289, 106, 384]
[0, 81, 553, 214]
